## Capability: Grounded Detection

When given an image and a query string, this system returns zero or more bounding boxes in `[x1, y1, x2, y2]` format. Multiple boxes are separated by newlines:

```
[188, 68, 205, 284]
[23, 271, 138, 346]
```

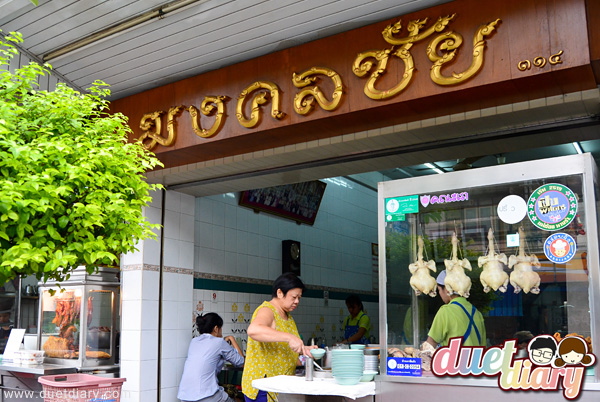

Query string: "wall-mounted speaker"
[282, 240, 301, 276]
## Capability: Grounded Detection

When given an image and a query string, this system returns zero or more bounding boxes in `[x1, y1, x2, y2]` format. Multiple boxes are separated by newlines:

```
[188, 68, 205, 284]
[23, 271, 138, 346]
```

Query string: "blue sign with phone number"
[387, 357, 422, 377]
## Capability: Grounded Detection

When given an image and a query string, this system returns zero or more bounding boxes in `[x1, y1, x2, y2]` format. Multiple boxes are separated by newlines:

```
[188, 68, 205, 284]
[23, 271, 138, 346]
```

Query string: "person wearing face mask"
[242, 273, 315, 402]
[178, 313, 244, 402]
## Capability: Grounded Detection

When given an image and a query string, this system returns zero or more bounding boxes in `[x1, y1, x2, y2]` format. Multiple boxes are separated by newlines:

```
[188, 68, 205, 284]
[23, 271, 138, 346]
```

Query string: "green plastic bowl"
[310, 348, 326, 359]
[334, 376, 361, 386]
[350, 344, 366, 350]
[360, 371, 378, 382]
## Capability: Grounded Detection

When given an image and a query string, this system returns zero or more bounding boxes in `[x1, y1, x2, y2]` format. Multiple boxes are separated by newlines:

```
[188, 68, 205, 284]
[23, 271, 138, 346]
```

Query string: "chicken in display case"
[378, 154, 599, 379]
[37, 267, 119, 368]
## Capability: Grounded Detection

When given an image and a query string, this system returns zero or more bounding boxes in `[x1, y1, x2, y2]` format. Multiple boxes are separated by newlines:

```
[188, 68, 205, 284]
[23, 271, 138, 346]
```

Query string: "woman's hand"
[287, 334, 305, 354]
[224, 335, 244, 357]
[302, 345, 318, 357]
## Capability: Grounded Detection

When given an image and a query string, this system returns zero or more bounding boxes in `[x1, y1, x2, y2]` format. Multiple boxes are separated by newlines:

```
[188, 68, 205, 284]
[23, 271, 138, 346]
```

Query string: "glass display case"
[377, 154, 599, 383]
[37, 267, 119, 368]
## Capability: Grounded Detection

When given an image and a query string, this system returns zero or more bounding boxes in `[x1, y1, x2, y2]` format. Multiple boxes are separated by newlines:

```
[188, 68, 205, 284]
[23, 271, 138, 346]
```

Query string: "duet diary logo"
[431, 336, 596, 400]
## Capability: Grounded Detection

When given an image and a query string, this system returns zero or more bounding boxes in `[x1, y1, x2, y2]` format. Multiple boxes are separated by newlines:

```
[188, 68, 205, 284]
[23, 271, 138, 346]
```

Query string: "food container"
[314, 369, 333, 379]
[37, 267, 119, 369]
[15, 350, 45, 365]
[323, 348, 332, 369]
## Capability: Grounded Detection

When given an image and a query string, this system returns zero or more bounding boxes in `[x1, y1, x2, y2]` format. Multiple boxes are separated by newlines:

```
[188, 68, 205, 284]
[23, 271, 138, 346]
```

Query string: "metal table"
[0, 362, 77, 401]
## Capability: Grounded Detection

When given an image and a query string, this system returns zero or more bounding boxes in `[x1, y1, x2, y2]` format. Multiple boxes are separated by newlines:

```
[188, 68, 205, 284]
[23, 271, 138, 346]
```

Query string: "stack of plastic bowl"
[331, 349, 365, 385]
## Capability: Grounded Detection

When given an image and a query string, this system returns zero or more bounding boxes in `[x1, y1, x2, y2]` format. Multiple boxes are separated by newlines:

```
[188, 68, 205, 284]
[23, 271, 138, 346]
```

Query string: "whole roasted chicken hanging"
[508, 227, 541, 294]
[444, 232, 472, 298]
[477, 228, 509, 293]
[409, 236, 437, 297]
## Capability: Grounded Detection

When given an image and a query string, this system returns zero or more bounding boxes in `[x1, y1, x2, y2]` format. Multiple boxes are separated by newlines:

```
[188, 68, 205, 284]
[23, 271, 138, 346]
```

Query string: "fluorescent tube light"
[44, 0, 204, 62]
[572, 142, 583, 154]
[424, 163, 445, 174]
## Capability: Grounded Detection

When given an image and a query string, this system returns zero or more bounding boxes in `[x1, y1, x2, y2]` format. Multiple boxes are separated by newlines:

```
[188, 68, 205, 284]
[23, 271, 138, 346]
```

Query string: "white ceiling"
[0, 0, 452, 100]
[1, 0, 599, 195]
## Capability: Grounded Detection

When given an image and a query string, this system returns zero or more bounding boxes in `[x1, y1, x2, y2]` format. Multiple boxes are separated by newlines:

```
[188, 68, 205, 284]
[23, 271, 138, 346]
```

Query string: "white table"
[253, 375, 376, 401]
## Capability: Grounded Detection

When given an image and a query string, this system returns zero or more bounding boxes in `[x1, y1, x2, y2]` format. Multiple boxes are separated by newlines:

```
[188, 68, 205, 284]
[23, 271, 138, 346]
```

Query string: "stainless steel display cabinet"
[376, 154, 600, 398]
[36, 267, 119, 369]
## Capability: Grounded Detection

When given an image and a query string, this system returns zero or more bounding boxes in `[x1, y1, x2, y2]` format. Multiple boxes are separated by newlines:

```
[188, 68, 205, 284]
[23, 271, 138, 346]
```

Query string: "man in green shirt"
[426, 270, 486, 348]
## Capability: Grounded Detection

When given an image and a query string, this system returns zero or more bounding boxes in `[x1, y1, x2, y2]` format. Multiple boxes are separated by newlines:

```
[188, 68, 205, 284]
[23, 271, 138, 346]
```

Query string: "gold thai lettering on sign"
[353, 15, 455, 100]
[139, 106, 184, 150]
[189, 96, 230, 138]
[292, 67, 344, 115]
[139, 111, 163, 150]
[136, 13, 506, 147]
[428, 19, 500, 85]
[236, 81, 285, 128]
[354, 15, 501, 98]
[518, 50, 563, 71]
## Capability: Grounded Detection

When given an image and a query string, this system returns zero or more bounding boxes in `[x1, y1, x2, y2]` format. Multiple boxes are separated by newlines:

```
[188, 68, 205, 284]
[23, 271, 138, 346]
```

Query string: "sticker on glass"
[385, 195, 417, 222]
[387, 357, 421, 377]
[544, 233, 576, 264]
[527, 184, 577, 231]
[497, 195, 527, 224]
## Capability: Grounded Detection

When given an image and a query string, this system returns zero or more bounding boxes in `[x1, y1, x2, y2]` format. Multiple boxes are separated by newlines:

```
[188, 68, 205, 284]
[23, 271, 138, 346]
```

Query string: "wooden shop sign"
[110, 0, 594, 168]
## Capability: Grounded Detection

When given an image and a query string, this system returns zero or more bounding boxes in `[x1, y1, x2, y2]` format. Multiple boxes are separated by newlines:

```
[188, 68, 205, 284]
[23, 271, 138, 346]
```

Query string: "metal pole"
[15, 276, 22, 329]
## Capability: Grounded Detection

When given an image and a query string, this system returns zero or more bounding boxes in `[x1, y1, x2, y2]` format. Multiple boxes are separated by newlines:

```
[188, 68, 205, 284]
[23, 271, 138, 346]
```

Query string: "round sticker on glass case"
[527, 183, 577, 231]
[544, 233, 576, 263]
[497, 195, 527, 224]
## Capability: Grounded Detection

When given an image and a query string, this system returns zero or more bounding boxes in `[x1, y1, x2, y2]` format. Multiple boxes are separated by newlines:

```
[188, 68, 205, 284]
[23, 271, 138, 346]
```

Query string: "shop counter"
[0, 362, 77, 401]
[0, 361, 77, 376]
[252, 375, 375, 401]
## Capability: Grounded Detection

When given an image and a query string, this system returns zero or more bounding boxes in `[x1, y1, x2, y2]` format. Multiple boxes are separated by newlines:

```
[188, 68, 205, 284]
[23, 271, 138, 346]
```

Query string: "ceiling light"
[572, 142, 583, 154]
[44, 0, 205, 62]
[395, 168, 414, 178]
[424, 163, 445, 175]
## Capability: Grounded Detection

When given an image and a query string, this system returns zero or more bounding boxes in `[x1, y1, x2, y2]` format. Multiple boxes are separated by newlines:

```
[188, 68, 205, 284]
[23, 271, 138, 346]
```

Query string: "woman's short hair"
[272, 272, 305, 298]
[196, 312, 223, 334]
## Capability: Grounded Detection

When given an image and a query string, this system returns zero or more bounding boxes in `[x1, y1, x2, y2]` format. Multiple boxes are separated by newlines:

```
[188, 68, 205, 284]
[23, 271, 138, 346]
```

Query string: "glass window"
[85, 289, 114, 359]
[385, 174, 592, 375]
[40, 289, 82, 359]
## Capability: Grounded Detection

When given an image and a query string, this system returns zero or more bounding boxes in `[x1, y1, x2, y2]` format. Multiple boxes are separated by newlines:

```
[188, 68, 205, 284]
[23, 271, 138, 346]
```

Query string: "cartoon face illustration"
[561, 350, 584, 365]
[528, 335, 557, 366]
[553, 336, 597, 368]
[531, 348, 554, 365]
[551, 239, 568, 257]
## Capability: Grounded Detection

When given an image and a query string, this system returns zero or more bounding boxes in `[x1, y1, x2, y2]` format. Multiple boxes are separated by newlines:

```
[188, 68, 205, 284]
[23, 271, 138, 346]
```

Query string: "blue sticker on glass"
[544, 233, 576, 264]
[386, 357, 421, 377]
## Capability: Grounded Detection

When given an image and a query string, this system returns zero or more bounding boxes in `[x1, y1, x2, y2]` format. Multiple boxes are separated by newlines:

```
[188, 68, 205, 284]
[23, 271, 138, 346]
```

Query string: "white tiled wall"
[121, 270, 161, 402]
[121, 190, 195, 402]
[122, 173, 381, 401]
[195, 174, 380, 291]
[193, 289, 380, 352]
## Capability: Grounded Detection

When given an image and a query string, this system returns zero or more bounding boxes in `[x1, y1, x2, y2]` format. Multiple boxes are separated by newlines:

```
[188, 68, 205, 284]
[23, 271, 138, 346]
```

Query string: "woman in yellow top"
[242, 273, 314, 402]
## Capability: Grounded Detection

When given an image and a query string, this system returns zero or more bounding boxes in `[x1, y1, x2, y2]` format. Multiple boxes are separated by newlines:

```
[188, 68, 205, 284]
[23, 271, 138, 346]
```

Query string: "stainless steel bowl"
[87, 329, 111, 349]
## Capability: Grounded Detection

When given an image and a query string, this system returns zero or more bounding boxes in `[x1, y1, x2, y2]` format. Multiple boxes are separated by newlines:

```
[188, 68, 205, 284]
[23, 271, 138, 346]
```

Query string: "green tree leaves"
[0, 31, 163, 284]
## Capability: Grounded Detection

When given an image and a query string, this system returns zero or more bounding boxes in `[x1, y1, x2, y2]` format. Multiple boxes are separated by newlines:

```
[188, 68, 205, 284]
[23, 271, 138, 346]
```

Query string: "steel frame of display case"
[36, 267, 119, 369]
[375, 154, 600, 400]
